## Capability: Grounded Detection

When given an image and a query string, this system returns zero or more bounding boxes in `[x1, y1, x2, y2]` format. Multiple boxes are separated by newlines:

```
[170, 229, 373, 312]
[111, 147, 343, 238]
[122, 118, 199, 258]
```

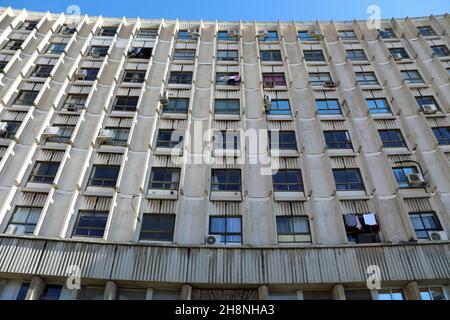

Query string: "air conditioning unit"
[42, 126, 60, 137]
[257, 31, 269, 38]
[187, 29, 199, 37]
[264, 95, 272, 110]
[422, 104, 438, 114]
[90, 51, 101, 58]
[66, 103, 79, 112]
[97, 129, 114, 142]
[205, 234, 221, 245]
[75, 70, 87, 80]
[228, 30, 240, 38]
[307, 30, 322, 39]
[406, 173, 426, 187]
[0, 122, 8, 134]
[5, 224, 26, 235]
[160, 91, 169, 106]
[428, 231, 448, 241]
[324, 81, 335, 88]
[392, 52, 403, 60]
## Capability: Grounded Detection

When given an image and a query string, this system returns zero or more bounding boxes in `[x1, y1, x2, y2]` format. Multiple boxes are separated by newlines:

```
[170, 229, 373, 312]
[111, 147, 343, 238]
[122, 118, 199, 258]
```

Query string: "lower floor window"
[73, 210, 109, 238]
[409, 212, 443, 240]
[378, 289, 404, 300]
[209, 216, 242, 245]
[139, 214, 175, 242]
[40, 285, 62, 300]
[343, 213, 379, 243]
[276, 216, 311, 243]
[420, 287, 448, 300]
[7, 206, 42, 235]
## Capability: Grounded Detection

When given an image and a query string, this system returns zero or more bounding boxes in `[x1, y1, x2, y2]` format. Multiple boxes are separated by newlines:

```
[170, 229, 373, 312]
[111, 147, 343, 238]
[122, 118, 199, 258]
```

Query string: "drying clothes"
[355, 216, 363, 230]
[344, 214, 358, 227]
[363, 213, 378, 226]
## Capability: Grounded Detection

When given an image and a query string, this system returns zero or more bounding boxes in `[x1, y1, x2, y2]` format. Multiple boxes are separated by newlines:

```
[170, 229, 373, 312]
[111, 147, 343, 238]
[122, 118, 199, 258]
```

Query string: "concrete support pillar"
[104, 281, 117, 300]
[404, 281, 421, 300]
[258, 285, 269, 300]
[296, 290, 304, 300]
[180, 284, 192, 300]
[146, 288, 154, 300]
[26, 276, 45, 300]
[331, 284, 346, 300]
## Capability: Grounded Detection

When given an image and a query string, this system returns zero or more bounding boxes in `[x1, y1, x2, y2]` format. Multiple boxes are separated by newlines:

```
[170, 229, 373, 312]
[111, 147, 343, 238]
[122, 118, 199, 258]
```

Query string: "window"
[46, 125, 74, 143]
[417, 26, 437, 37]
[173, 49, 196, 61]
[347, 49, 367, 62]
[366, 98, 391, 114]
[63, 94, 88, 110]
[28, 161, 60, 184]
[316, 99, 341, 115]
[98, 27, 117, 37]
[163, 98, 189, 114]
[303, 50, 325, 62]
[216, 73, 241, 85]
[137, 29, 158, 38]
[401, 70, 424, 84]
[209, 216, 242, 244]
[112, 96, 139, 112]
[378, 28, 396, 39]
[262, 73, 286, 87]
[117, 288, 147, 300]
[139, 214, 175, 241]
[148, 168, 181, 190]
[89, 46, 109, 57]
[343, 213, 379, 243]
[211, 169, 241, 191]
[177, 30, 195, 40]
[213, 130, 239, 151]
[217, 31, 238, 41]
[3, 40, 23, 51]
[389, 48, 409, 59]
[0, 60, 7, 72]
[309, 72, 332, 86]
[15, 282, 30, 300]
[392, 166, 420, 188]
[339, 30, 357, 40]
[6, 206, 42, 235]
[102, 127, 129, 146]
[378, 289, 405, 300]
[122, 70, 146, 83]
[419, 287, 447, 300]
[355, 72, 379, 86]
[267, 99, 291, 116]
[156, 129, 183, 148]
[88, 165, 120, 187]
[269, 131, 297, 151]
[260, 50, 282, 62]
[276, 216, 311, 243]
[259, 31, 278, 41]
[432, 127, 450, 145]
[73, 210, 108, 238]
[214, 99, 240, 115]
[272, 169, 304, 192]
[31, 65, 53, 78]
[78, 68, 99, 81]
[379, 129, 406, 148]
[19, 21, 38, 31]
[431, 45, 450, 57]
[128, 47, 152, 59]
[333, 169, 365, 191]
[168, 71, 193, 84]
[47, 43, 66, 54]
[217, 50, 239, 62]
[0, 121, 21, 139]
[409, 212, 443, 240]
[324, 131, 352, 149]
[298, 31, 318, 42]
[14, 90, 39, 106]
[40, 285, 62, 300]
[415, 96, 440, 112]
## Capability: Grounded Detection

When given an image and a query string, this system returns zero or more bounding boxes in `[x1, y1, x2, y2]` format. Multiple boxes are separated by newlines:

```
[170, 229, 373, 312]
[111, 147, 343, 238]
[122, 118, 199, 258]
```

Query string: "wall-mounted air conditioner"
[406, 173, 426, 187]
[205, 235, 222, 246]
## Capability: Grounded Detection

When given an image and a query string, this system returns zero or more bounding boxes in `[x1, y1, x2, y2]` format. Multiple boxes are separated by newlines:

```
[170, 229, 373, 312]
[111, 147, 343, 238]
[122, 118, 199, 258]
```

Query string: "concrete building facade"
[0, 7, 449, 300]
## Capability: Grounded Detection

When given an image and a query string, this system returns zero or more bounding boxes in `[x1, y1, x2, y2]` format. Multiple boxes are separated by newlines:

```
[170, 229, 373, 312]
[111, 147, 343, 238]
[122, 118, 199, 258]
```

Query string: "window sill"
[266, 114, 293, 121]
[154, 147, 183, 156]
[336, 190, 368, 199]
[270, 150, 299, 158]
[98, 144, 127, 153]
[210, 190, 242, 202]
[383, 147, 410, 155]
[327, 149, 355, 156]
[213, 114, 240, 121]
[24, 182, 54, 192]
[273, 191, 306, 201]
[161, 113, 188, 120]
[146, 189, 178, 200]
[84, 186, 116, 196]
[213, 149, 241, 157]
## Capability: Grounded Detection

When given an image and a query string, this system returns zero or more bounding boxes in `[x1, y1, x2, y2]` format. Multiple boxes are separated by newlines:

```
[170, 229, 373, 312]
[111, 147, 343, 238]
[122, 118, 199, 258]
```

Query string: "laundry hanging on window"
[363, 213, 378, 226]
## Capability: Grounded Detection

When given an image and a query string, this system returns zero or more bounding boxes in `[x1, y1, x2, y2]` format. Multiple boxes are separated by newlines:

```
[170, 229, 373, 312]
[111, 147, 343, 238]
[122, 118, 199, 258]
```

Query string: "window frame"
[333, 168, 365, 191]
[347, 49, 368, 62]
[315, 99, 342, 115]
[366, 98, 391, 114]
[168, 71, 193, 85]
[269, 130, 298, 151]
[379, 129, 407, 148]
[209, 216, 242, 245]
[355, 72, 379, 86]
[401, 70, 424, 84]
[7, 206, 42, 235]
[73, 210, 109, 238]
[324, 130, 353, 149]
[217, 50, 239, 62]
[409, 212, 443, 240]
[139, 213, 176, 242]
[432, 127, 450, 145]
[163, 98, 189, 114]
[272, 169, 304, 192]
[112, 95, 139, 112]
[148, 167, 181, 191]
[303, 50, 326, 62]
[214, 99, 240, 115]
[88, 164, 120, 188]
[28, 161, 60, 184]
[122, 70, 146, 83]
[260, 50, 282, 62]
[276, 216, 311, 243]
[211, 169, 242, 192]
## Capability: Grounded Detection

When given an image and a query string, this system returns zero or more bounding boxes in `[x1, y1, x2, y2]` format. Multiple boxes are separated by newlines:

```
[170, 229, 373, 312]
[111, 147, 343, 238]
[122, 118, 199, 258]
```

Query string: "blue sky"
[1, 0, 448, 21]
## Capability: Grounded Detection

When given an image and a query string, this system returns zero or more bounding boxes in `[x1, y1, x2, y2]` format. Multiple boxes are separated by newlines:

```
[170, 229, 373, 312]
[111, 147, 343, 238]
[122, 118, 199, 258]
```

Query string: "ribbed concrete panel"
[0, 237, 45, 274]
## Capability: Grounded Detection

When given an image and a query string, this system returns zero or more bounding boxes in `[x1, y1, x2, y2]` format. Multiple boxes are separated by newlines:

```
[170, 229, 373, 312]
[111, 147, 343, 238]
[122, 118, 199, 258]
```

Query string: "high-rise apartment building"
[0, 7, 449, 300]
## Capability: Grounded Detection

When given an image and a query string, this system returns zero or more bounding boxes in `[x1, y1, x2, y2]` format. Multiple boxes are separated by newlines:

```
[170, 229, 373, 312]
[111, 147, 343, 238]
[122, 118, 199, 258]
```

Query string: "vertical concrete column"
[104, 281, 118, 300]
[404, 281, 421, 300]
[258, 285, 269, 300]
[26, 276, 45, 300]
[180, 284, 192, 300]
[331, 284, 346, 300]
[296, 290, 304, 300]
[146, 288, 154, 300]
